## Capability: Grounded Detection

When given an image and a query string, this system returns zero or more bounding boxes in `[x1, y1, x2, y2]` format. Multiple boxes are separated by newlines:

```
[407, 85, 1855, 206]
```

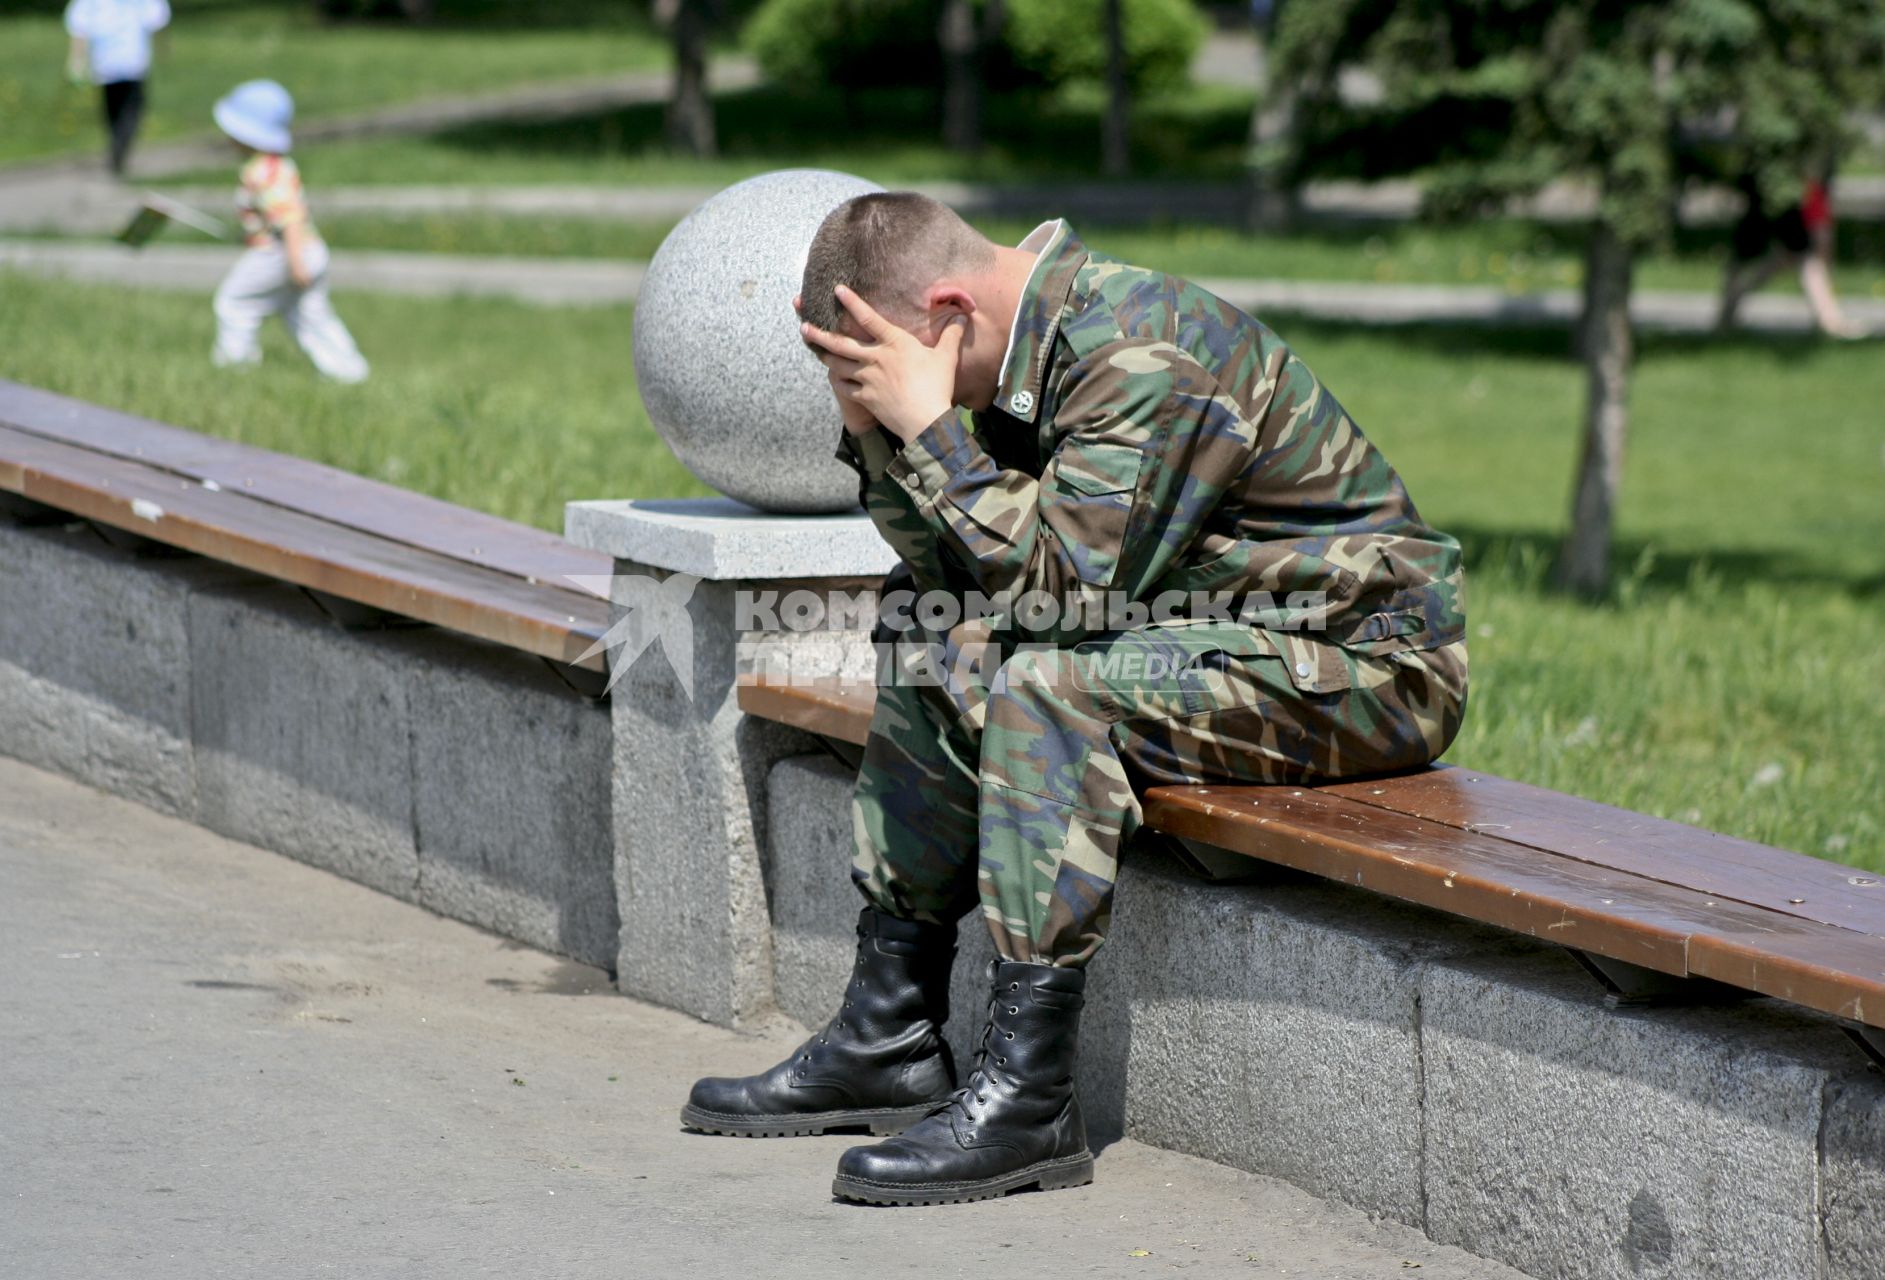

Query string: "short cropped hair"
[800, 192, 996, 333]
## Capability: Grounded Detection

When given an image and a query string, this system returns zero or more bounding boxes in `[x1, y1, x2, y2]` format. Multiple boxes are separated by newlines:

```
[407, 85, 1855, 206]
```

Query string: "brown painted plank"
[1318, 766, 1885, 937]
[0, 425, 610, 671]
[0, 379, 613, 597]
[1142, 783, 1885, 1028]
[736, 676, 875, 746]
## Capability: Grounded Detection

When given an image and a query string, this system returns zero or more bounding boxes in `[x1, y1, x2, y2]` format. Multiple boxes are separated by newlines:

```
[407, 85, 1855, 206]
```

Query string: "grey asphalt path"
[0, 756, 1526, 1279]
[0, 58, 760, 237]
[5, 237, 1880, 338]
[3, 59, 761, 187]
[0, 239, 647, 307]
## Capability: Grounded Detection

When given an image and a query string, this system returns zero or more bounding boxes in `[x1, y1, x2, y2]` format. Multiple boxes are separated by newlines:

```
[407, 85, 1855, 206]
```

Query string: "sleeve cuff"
[884, 410, 975, 497]
[834, 425, 901, 480]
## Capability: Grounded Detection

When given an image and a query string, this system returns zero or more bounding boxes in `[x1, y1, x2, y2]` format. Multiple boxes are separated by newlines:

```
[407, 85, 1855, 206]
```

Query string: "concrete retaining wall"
[762, 750, 1885, 1280]
[6, 509, 1882, 1280]
[0, 519, 616, 969]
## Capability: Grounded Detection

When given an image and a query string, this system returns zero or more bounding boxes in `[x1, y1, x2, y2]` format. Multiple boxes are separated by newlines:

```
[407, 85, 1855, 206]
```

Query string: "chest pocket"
[1045, 441, 1144, 586]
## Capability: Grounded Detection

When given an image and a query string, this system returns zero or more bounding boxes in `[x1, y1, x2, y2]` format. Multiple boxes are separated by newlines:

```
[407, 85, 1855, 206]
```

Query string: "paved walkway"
[5, 237, 1879, 337]
[0, 59, 760, 237]
[0, 756, 1525, 1279]
[0, 239, 647, 307]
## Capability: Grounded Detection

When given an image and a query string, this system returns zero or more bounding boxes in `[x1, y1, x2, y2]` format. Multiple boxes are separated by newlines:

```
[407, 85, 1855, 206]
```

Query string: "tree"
[1271, 0, 1885, 592]
[1102, 0, 1130, 176]
[1243, 0, 1299, 230]
[941, 0, 1006, 154]
[659, 0, 717, 158]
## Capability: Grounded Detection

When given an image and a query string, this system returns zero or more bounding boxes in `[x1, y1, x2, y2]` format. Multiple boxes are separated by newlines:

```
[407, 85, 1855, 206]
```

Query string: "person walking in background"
[63, 0, 170, 177]
[209, 80, 370, 384]
[1718, 166, 1866, 339]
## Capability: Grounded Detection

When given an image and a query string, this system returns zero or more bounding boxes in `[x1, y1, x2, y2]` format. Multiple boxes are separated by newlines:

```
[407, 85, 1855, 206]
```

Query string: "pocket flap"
[1053, 441, 1145, 497]
[1274, 630, 1353, 695]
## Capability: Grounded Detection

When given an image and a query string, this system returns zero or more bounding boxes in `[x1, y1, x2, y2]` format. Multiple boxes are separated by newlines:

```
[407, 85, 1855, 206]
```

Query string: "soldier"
[682, 194, 1467, 1206]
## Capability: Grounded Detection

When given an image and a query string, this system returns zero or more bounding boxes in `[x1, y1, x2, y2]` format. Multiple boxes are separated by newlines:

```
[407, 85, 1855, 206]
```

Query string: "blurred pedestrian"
[1718, 167, 1865, 339]
[210, 80, 370, 384]
[63, 0, 170, 177]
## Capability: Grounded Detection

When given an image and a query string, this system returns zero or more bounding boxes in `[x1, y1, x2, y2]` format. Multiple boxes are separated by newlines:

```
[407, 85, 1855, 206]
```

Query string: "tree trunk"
[1102, 0, 1130, 177]
[1243, 5, 1298, 231]
[666, 0, 716, 158]
[939, 0, 981, 154]
[1558, 221, 1635, 594]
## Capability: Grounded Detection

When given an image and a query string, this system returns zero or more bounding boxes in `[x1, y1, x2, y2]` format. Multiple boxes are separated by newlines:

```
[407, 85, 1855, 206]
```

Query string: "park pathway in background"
[5, 237, 1881, 337]
[0, 57, 760, 239]
[0, 755, 1526, 1279]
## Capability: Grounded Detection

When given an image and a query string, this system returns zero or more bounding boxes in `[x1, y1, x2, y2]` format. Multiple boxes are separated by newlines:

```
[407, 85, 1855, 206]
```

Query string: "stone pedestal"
[565, 496, 896, 1027]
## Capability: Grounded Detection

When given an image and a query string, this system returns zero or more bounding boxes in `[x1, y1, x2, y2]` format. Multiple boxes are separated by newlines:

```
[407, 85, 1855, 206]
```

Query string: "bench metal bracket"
[1144, 833, 1306, 885]
[300, 588, 426, 632]
[543, 659, 611, 702]
[86, 520, 187, 557]
[1568, 950, 1751, 1009]
[1845, 1023, 1885, 1072]
[813, 734, 864, 772]
[0, 493, 68, 526]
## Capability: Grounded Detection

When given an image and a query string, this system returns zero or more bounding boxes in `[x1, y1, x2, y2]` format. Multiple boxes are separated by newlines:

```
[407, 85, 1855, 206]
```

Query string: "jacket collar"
[990, 220, 1086, 424]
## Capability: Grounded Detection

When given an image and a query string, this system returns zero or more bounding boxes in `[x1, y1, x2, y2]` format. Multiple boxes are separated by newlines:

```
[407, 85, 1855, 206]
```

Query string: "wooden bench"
[0, 379, 613, 693]
[737, 675, 1885, 1065]
[6, 376, 1879, 1065]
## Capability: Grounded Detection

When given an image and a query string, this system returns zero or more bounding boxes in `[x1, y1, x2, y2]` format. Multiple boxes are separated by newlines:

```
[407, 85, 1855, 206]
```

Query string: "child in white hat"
[209, 80, 369, 384]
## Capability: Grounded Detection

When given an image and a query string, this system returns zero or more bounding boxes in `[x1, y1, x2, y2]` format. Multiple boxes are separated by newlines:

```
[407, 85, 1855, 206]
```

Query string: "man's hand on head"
[797, 292, 878, 437]
[801, 285, 966, 445]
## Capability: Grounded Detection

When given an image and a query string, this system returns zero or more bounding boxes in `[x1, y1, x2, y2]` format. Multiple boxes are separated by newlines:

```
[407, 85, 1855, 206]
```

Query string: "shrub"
[743, 0, 948, 91]
[742, 0, 1208, 96]
[1002, 0, 1208, 95]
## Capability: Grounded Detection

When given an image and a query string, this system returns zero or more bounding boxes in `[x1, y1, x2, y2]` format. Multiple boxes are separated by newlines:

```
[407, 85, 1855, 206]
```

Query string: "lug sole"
[831, 1151, 1095, 1206]
[680, 1102, 936, 1139]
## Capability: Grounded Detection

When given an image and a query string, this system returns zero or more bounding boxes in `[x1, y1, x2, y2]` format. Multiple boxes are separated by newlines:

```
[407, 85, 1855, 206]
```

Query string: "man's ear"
[922, 284, 976, 324]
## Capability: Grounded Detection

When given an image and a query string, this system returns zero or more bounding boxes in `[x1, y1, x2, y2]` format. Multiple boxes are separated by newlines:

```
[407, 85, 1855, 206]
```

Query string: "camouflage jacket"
[835, 220, 1465, 674]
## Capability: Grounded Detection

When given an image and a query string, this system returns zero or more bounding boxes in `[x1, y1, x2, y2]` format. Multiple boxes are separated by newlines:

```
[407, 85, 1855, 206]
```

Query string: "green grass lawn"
[0, 0, 668, 168]
[1, 269, 1879, 867]
[290, 209, 1885, 300]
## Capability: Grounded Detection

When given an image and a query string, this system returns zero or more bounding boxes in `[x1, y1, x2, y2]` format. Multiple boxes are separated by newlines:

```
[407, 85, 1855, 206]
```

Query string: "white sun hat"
[213, 80, 295, 154]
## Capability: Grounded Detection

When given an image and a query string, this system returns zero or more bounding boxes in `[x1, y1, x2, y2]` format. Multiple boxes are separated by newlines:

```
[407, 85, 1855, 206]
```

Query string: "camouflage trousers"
[850, 618, 1467, 968]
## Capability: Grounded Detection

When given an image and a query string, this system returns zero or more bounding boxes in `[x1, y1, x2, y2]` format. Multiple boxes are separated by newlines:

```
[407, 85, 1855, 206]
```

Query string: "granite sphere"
[633, 169, 885, 513]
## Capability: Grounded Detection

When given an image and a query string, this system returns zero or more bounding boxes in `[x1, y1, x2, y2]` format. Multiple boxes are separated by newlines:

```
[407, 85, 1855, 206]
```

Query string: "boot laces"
[938, 976, 1020, 1126]
[794, 933, 868, 1074]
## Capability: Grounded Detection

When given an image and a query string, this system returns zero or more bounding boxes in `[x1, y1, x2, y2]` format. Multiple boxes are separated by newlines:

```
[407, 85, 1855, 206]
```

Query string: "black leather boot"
[681, 907, 957, 1138]
[831, 959, 1093, 1205]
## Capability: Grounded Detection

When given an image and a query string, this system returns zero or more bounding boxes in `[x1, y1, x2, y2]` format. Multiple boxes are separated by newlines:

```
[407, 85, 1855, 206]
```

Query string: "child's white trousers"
[212, 241, 369, 384]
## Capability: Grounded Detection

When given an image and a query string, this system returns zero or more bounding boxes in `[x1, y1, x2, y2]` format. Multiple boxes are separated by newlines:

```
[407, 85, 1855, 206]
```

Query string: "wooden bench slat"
[736, 676, 875, 746]
[1318, 767, 1885, 937]
[0, 425, 610, 671]
[1141, 784, 1885, 1027]
[0, 379, 614, 598]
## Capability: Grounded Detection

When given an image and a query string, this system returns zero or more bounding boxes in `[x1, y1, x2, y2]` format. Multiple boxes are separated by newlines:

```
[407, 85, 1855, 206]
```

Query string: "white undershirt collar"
[992, 219, 1064, 397]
